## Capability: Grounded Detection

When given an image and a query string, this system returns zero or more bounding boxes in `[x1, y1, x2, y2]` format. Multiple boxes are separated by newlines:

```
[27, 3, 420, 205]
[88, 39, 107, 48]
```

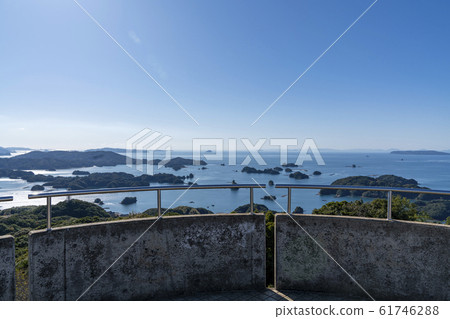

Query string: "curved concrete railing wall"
[29, 214, 265, 301]
[0, 235, 15, 301]
[275, 215, 450, 301]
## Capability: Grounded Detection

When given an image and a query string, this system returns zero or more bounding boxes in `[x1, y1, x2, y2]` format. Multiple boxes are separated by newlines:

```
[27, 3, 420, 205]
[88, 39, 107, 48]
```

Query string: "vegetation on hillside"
[0, 151, 126, 170]
[312, 196, 429, 221]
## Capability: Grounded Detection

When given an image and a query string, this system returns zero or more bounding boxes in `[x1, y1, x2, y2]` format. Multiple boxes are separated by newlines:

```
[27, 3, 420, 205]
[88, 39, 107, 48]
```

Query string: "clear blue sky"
[1, 0, 449, 150]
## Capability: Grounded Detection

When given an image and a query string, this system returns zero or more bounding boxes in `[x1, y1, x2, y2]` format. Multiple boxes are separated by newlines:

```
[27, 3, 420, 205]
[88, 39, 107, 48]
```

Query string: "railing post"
[46, 197, 52, 231]
[157, 189, 162, 217]
[287, 187, 291, 214]
[387, 190, 392, 220]
[250, 188, 254, 214]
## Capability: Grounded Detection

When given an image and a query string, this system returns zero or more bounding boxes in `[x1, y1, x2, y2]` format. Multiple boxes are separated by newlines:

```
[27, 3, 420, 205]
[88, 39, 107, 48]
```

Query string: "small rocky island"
[241, 166, 280, 175]
[289, 171, 309, 180]
[121, 197, 137, 205]
[31, 185, 45, 191]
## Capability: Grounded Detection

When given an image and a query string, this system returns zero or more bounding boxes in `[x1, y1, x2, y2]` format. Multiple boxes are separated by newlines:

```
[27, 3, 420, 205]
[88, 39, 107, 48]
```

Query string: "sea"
[1, 151, 450, 215]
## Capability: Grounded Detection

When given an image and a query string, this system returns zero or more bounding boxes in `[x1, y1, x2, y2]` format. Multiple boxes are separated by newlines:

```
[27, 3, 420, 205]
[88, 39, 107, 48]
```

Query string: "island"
[261, 195, 276, 201]
[391, 150, 450, 155]
[241, 166, 280, 175]
[289, 171, 309, 180]
[121, 197, 137, 205]
[0, 150, 127, 170]
[72, 170, 90, 176]
[43, 172, 185, 190]
[293, 206, 304, 214]
[31, 185, 45, 191]
[94, 198, 104, 205]
[0, 147, 11, 156]
[319, 175, 423, 198]
[313, 171, 322, 175]
[0, 150, 207, 171]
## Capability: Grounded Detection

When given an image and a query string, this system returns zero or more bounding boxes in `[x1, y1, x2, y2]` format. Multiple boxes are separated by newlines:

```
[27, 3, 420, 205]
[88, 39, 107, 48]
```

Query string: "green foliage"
[446, 217, 450, 225]
[312, 196, 429, 222]
[415, 199, 450, 221]
[265, 211, 275, 286]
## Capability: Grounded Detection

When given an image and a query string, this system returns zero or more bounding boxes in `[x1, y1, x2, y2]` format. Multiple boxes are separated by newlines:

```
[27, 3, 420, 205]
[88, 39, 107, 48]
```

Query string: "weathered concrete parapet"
[29, 214, 265, 300]
[275, 214, 450, 300]
[0, 235, 15, 301]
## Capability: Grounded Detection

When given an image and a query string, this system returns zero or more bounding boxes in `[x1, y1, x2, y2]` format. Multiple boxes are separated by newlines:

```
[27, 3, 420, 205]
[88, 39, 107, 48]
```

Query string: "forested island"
[319, 175, 422, 198]
[241, 166, 280, 175]
[0, 169, 188, 189]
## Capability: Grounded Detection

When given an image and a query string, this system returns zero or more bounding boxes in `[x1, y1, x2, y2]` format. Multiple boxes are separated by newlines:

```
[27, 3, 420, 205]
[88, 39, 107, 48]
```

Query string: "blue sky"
[0, 0, 449, 150]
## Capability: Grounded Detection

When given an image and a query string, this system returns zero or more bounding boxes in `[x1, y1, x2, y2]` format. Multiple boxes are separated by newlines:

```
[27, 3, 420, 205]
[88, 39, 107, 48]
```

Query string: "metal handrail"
[275, 184, 450, 220]
[0, 196, 13, 202]
[28, 184, 266, 231]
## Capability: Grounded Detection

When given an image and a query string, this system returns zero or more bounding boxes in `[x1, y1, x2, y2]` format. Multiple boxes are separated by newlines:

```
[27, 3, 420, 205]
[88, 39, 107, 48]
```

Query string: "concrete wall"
[29, 214, 265, 301]
[275, 214, 450, 300]
[0, 235, 15, 301]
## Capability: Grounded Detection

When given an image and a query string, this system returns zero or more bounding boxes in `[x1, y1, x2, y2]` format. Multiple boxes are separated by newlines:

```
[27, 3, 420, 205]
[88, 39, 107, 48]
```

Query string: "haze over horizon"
[1, 0, 449, 150]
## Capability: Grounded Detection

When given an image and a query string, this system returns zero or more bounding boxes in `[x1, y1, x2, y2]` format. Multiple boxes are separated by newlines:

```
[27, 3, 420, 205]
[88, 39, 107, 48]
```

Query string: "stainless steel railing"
[0, 196, 13, 202]
[275, 184, 450, 220]
[28, 184, 266, 231]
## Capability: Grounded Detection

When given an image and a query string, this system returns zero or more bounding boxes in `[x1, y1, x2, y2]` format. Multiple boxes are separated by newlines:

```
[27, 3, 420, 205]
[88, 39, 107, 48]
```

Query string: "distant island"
[0, 151, 126, 170]
[0, 147, 11, 156]
[85, 148, 127, 153]
[391, 150, 450, 155]
[72, 170, 90, 176]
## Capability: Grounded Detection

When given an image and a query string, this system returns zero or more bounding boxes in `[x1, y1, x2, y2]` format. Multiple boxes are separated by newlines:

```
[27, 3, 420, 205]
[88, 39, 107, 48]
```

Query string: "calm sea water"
[1, 152, 450, 214]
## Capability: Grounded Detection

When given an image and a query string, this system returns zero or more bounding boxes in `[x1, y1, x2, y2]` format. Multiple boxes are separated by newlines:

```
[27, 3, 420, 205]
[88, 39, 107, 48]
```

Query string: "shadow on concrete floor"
[165, 288, 369, 301]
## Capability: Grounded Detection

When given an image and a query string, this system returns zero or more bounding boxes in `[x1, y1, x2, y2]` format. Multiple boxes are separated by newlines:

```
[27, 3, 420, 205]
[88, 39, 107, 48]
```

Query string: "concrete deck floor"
[166, 289, 369, 301]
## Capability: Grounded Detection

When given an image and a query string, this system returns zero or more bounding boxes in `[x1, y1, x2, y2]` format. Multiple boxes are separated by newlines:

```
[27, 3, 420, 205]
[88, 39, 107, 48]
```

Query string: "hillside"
[0, 151, 207, 171]
[0, 151, 127, 170]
